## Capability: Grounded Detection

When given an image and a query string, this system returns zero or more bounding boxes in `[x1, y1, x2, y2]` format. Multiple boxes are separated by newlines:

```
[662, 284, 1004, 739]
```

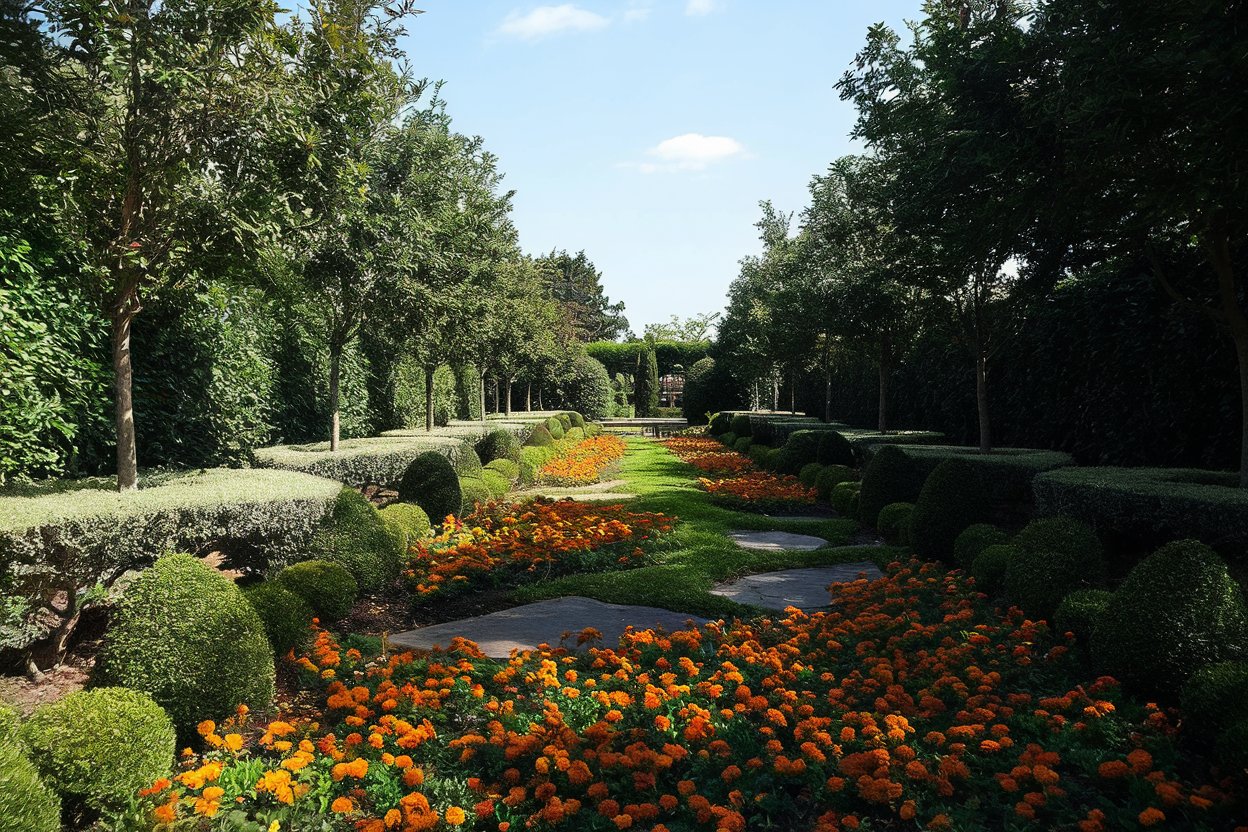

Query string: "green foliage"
[1181, 661, 1248, 739]
[519, 445, 555, 485]
[96, 555, 275, 735]
[397, 451, 462, 523]
[1092, 540, 1248, 697]
[816, 465, 855, 500]
[971, 544, 1016, 597]
[378, 502, 432, 552]
[21, 687, 174, 812]
[908, 459, 990, 562]
[310, 488, 400, 591]
[537, 252, 628, 342]
[634, 348, 660, 418]
[857, 445, 927, 527]
[459, 476, 493, 514]
[1004, 517, 1107, 619]
[1053, 589, 1113, 649]
[798, 463, 823, 488]
[244, 581, 315, 656]
[877, 502, 914, 544]
[1215, 719, 1248, 772]
[953, 524, 1009, 569]
[0, 737, 60, 832]
[526, 424, 555, 447]
[276, 559, 359, 623]
[708, 413, 732, 436]
[885, 446, 1073, 517]
[476, 429, 521, 464]
[567, 411, 585, 428]
[682, 358, 742, 424]
[830, 481, 860, 517]
[0, 703, 16, 744]
[720, 432, 738, 448]
[453, 445, 484, 478]
[555, 355, 613, 420]
[484, 458, 520, 483]
[816, 431, 855, 467]
[730, 414, 751, 438]
[733, 437, 752, 453]
[481, 469, 511, 499]
[255, 433, 467, 489]
[750, 419, 776, 447]
[785, 431, 823, 467]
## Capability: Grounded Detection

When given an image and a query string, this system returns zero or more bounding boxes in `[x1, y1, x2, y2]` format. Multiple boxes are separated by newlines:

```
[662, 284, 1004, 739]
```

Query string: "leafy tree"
[644, 312, 721, 343]
[536, 249, 629, 342]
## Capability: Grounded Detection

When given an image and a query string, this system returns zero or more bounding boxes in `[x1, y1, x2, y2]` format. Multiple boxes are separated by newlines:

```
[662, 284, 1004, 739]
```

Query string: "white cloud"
[685, 0, 718, 16]
[623, 6, 651, 23]
[496, 5, 610, 40]
[647, 133, 745, 170]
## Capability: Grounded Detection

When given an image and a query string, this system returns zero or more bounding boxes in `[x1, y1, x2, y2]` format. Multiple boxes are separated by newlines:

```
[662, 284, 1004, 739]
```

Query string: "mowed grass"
[515, 436, 900, 618]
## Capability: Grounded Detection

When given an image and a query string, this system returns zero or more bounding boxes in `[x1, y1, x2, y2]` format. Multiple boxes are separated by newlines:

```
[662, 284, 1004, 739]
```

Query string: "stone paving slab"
[388, 597, 709, 658]
[710, 563, 885, 611]
[729, 530, 829, 551]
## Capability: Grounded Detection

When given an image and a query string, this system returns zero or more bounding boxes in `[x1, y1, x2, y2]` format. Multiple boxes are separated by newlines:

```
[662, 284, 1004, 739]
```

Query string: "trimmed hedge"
[798, 463, 823, 488]
[244, 581, 315, 656]
[397, 452, 462, 524]
[1091, 539, 1248, 696]
[20, 687, 174, 812]
[953, 524, 1008, 569]
[1004, 517, 1106, 619]
[276, 559, 358, 623]
[0, 737, 60, 832]
[96, 555, 275, 735]
[460, 477, 493, 514]
[708, 412, 731, 435]
[310, 488, 400, 591]
[971, 544, 1016, 596]
[884, 445, 1072, 516]
[484, 458, 520, 483]
[720, 432, 738, 448]
[908, 459, 991, 562]
[785, 431, 824, 467]
[1180, 661, 1248, 740]
[453, 446, 484, 479]
[481, 469, 511, 499]
[1033, 466, 1248, 554]
[1053, 589, 1112, 648]
[379, 502, 432, 552]
[877, 502, 914, 544]
[254, 434, 467, 489]
[816, 465, 855, 500]
[817, 431, 855, 467]
[858, 445, 928, 527]
[546, 418, 566, 441]
[730, 414, 751, 438]
[831, 481, 860, 517]
[525, 424, 556, 447]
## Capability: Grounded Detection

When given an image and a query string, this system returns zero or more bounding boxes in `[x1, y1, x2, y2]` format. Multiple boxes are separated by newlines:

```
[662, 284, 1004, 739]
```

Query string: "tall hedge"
[634, 347, 660, 418]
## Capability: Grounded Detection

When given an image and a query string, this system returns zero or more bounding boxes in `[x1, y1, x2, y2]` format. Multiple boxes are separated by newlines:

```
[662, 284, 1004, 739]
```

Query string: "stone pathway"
[710, 562, 884, 611]
[514, 479, 635, 502]
[728, 530, 829, 551]
[388, 597, 709, 658]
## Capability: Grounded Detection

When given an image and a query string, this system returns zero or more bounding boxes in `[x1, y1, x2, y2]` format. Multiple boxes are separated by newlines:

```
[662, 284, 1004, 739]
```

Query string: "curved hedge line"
[254, 435, 469, 489]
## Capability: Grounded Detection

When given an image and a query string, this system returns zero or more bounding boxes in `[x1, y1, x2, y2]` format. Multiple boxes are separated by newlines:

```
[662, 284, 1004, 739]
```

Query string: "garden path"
[710, 562, 884, 611]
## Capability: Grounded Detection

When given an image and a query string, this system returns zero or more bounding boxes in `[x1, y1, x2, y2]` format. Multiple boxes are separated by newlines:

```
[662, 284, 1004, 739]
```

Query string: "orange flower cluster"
[698, 471, 816, 509]
[404, 498, 673, 599]
[662, 437, 754, 475]
[539, 434, 628, 486]
[137, 561, 1243, 831]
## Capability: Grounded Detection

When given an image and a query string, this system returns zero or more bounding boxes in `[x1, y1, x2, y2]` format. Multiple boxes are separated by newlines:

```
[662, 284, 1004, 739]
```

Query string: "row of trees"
[718, 0, 1247, 479]
[0, 0, 628, 487]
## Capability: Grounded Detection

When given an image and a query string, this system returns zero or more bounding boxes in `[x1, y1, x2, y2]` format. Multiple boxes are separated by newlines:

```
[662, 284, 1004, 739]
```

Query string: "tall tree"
[537, 249, 629, 341]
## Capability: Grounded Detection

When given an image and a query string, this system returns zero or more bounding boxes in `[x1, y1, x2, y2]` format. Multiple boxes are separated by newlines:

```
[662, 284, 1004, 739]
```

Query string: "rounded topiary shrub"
[20, 687, 174, 812]
[816, 465, 855, 501]
[460, 476, 492, 514]
[1005, 517, 1107, 619]
[877, 502, 915, 544]
[565, 426, 586, 442]
[311, 487, 400, 591]
[752, 420, 776, 447]
[0, 739, 60, 832]
[798, 463, 823, 487]
[1052, 588, 1112, 648]
[398, 451, 462, 523]
[476, 429, 521, 464]
[733, 436, 752, 453]
[816, 431, 855, 467]
[244, 581, 315, 656]
[1091, 539, 1248, 697]
[525, 424, 555, 447]
[567, 411, 585, 428]
[729, 414, 751, 438]
[831, 481, 861, 517]
[379, 502, 432, 552]
[858, 445, 924, 527]
[954, 523, 1009, 569]
[1181, 661, 1248, 739]
[708, 412, 731, 436]
[276, 559, 358, 623]
[96, 555, 275, 736]
[453, 445, 484, 479]
[720, 431, 738, 448]
[519, 446, 552, 484]
[908, 459, 990, 562]
[485, 457, 520, 483]
[786, 431, 823, 467]
[556, 412, 572, 430]
[971, 544, 1016, 597]
[545, 418, 566, 440]
[481, 469, 511, 499]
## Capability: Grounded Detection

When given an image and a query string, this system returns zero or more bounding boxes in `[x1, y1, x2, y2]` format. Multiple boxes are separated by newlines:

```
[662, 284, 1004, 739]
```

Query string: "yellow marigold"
[331, 796, 355, 814]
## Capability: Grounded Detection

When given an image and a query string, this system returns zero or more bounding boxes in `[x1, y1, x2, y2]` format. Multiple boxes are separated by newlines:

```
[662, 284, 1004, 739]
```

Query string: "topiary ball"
[0, 737, 60, 832]
[729, 414, 751, 438]
[908, 458, 991, 562]
[831, 481, 861, 517]
[972, 544, 1016, 597]
[708, 412, 731, 436]
[310, 487, 400, 591]
[1052, 588, 1113, 648]
[1005, 517, 1107, 620]
[453, 445, 484, 478]
[379, 502, 432, 553]
[545, 417, 566, 440]
[475, 429, 522, 464]
[954, 523, 1009, 569]
[720, 431, 738, 448]
[816, 431, 855, 467]
[519, 446, 553, 484]
[398, 451, 462, 524]
[733, 436, 753, 453]
[460, 476, 493, 515]
[20, 687, 174, 813]
[798, 463, 824, 488]
[276, 559, 358, 623]
[786, 431, 823, 468]
[525, 424, 555, 447]
[485, 458, 520, 483]
[1181, 661, 1248, 740]
[556, 413, 572, 430]
[877, 502, 915, 544]
[567, 412, 585, 428]
[816, 465, 855, 501]
[481, 469, 511, 499]
[858, 445, 924, 527]
[1091, 539, 1248, 697]
[96, 555, 275, 737]
[244, 582, 315, 656]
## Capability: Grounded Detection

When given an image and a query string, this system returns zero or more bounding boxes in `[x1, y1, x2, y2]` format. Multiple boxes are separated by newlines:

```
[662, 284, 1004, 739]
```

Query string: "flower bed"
[699, 471, 816, 510]
[663, 437, 754, 475]
[404, 498, 673, 600]
[129, 560, 1242, 831]
[538, 435, 628, 486]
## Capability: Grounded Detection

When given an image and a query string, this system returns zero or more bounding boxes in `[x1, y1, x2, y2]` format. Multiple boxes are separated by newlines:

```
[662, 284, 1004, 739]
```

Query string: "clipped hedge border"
[873, 445, 1072, 514]
[254, 435, 470, 489]
[1033, 466, 1248, 554]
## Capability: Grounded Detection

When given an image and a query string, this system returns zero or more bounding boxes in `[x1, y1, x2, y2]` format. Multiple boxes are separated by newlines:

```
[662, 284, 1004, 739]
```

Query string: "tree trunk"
[975, 348, 992, 453]
[506, 379, 514, 417]
[771, 373, 779, 412]
[492, 377, 500, 414]
[878, 333, 891, 434]
[111, 301, 139, 491]
[479, 370, 487, 423]
[525, 382, 531, 412]
[328, 345, 342, 451]
[537, 385, 544, 410]
[425, 365, 435, 432]
[789, 368, 796, 414]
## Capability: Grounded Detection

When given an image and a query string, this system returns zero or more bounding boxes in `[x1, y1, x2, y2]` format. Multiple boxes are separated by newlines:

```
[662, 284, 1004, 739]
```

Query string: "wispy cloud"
[685, 0, 719, 16]
[496, 5, 610, 40]
[624, 133, 747, 173]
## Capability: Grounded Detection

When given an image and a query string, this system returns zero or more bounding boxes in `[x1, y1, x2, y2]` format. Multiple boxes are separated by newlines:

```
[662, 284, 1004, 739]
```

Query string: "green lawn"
[515, 436, 899, 617]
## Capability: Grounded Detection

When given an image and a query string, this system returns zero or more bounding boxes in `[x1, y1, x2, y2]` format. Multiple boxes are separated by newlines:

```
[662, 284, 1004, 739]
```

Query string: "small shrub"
[771, 446, 805, 476]
[1091, 539, 1248, 696]
[20, 688, 175, 812]
[475, 429, 522, 464]
[0, 739, 60, 832]
[816, 431, 855, 467]
[831, 481, 860, 516]
[567, 412, 585, 428]
[971, 544, 1016, 596]
[751, 420, 776, 447]
[953, 523, 1008, 569]
[786, 431, 823, 468]
[816, 465, 855, 500]
[908, 459, 991, 562]
[798, 463, 823, 488]
[244, 581, 315, 656]
[565, 426, 586, 442]
[545, 418, 566, 440]
[878, 502, 914, 544]
[481, 470, 511, 499]
[1052, 589, 1112, 648]
[276, 560, 358, 623]
[1215, 719, 1248, 772]
[525, 424, 555, 447]
[378, 503, 432, 552]
[484, 458, 520, 482]
[584, 423, 603, 438]
[1005, 517, 1107, 619]
[747, 443, 771, 466]
[460, 477, 492, 514]
[858, 445, 926, 527]
[708, 412, 731, 436]
[519, 446, 554, 484]
[453, 445, 484, 479]
[720, 431, 738, 448]
[397, 451, 462, 523]
[730, 414, 751, 438]
[1181, 661, 1248, 739]
[310, 488, 400, 591]
[96, 555, 275, 735]
[556, 413, 572, 430]
[733, 436, 752, 453]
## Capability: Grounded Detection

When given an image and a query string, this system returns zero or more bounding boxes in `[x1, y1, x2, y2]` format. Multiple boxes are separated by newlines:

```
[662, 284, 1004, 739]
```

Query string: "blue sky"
[401, 1, 920, 336]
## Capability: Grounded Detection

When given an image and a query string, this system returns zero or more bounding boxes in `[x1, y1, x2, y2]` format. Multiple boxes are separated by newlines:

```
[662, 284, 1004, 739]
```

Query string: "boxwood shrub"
[567, 412, 585, 428]
[749, 418, 776, 447]
[798, 463, 823, 488]
[484, 458, 520, 483]
[729, 414, 752, 438]
[888, 445, 1073, 517]
[908, 459, 991, 562]
[253, 434, 467, 488]
[857, 445, 928, 527]
[460, 477, 493, 514]
[96, 555, 275, 735]
[545, 418, 566, 440]
[481, 469, 511, 499]
[525, 424, 555, 447]
[310, 488, 400, 591]
[1180, 661, 1248, 740]
[953, 523, 1008, 569]
[276, 559, 358, 623]
[708, 413, 731, 436]
[831, 481, 860, 517]
[1053, 588, 1113, 648]
[397, 452, 462, 523]
[877, 502, 914, 544]
[1091, 539, 1248, 696]
[475, 429, 521, 464]
[785, 431, 823, 467]
[20, 687, 175, 812]
[244, 581, 315, 656]
[378, 502, 432, 553]
[519, 445, 555, 484]
[0, 737, 60, 832]
[720, 431, 738, 448]
[1004, 517, 1107, 619]
[971, 544, 1016, 596]
[453, 446, 484, 479]
[733, 436, 752, 453]
[816, 431, 855, 467]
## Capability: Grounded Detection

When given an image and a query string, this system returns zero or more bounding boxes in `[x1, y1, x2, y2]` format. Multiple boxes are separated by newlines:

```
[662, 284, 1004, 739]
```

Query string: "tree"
[644, 313, 721, 343]
[537, 249, 629, 341]
[634, 346, 660, 417]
